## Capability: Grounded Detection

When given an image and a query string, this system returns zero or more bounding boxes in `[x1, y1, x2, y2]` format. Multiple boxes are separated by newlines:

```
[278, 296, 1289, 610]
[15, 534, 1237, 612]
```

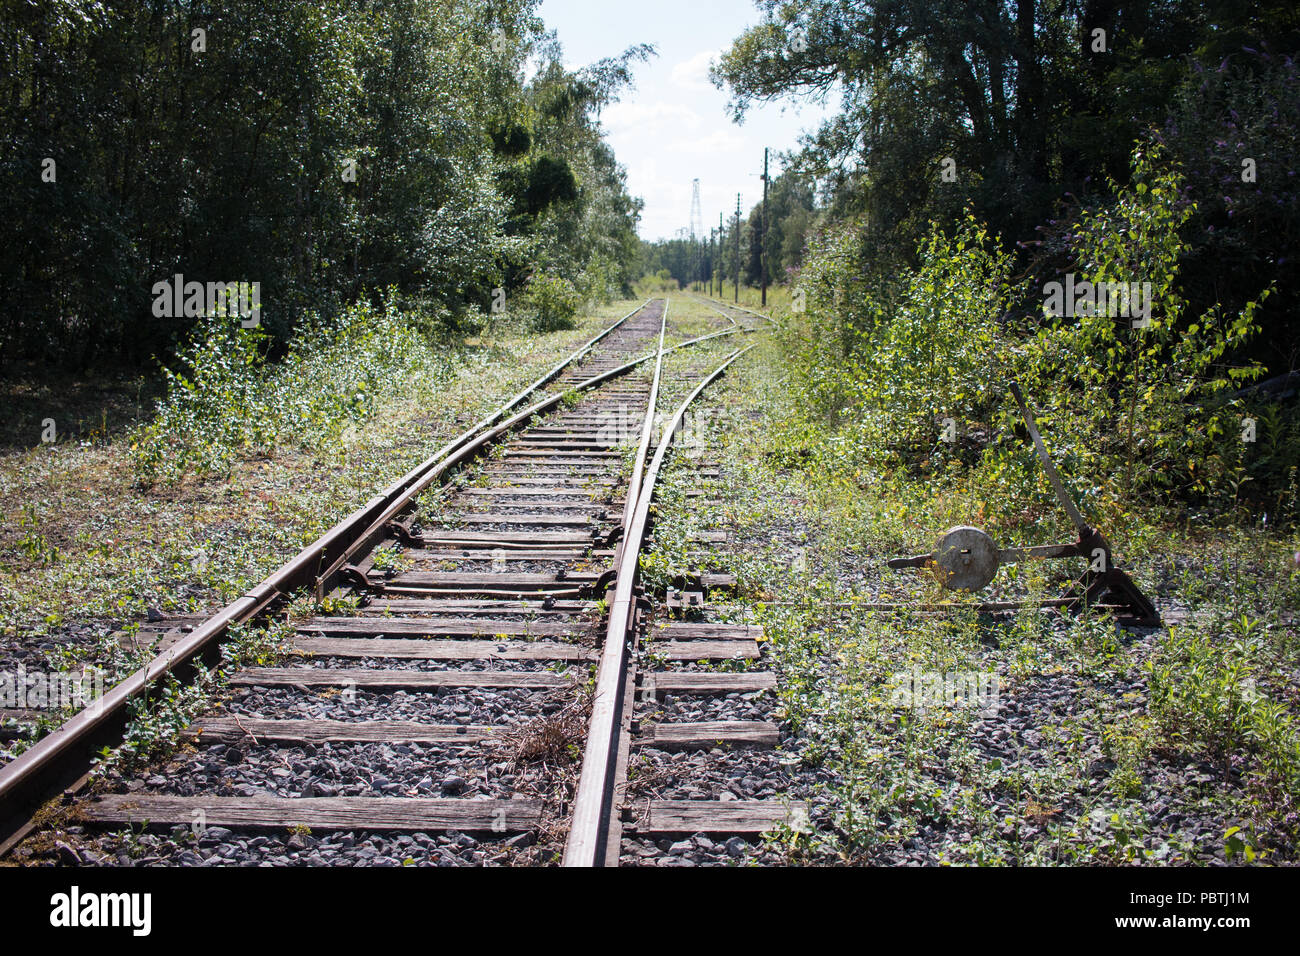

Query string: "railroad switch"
[885, 382, 1159, 626]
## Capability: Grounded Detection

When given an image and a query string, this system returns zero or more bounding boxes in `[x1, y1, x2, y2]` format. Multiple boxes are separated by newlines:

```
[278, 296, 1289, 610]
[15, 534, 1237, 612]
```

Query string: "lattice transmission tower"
[689, 178, 703, 240]
[689, 178, 703, 289]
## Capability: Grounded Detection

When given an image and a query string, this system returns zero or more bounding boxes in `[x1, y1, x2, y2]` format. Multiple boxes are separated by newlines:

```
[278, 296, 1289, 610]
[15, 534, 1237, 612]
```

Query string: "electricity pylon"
[689, 178, 703, 241]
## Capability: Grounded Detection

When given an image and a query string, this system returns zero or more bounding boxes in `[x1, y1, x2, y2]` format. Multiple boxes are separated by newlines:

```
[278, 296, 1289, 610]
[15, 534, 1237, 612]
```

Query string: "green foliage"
[99, 618, 292, 774]
[778, 212, 1012, 480]
[130, 293, 454, 486]
[1237, 401, 1300, 518]
[1017, 142, 1267, 506]
[15, 504, 61, 567]
[842, 215, 1012, 459]
[1147, 627, 1260, 759]
[0, 0, 646, 365]
[779, 141, 1276, 520]
[522, 273, 582, 332]
[637, 270, 680, 294]
[713, 0, 1300, 333]
[1147, 621, 1300, 846]
[497, 42, 653, 305]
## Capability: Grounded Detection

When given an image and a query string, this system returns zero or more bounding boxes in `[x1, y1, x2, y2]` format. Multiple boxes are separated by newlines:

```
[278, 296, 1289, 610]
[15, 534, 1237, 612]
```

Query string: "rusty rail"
[563, 343, 755, 867]
[0, 299, 737, 855]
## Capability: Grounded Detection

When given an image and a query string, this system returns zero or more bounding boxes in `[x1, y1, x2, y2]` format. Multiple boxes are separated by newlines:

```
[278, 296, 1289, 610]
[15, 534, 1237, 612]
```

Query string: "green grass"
[647, 306, 1300, 865]
[634, 276, 793, 319]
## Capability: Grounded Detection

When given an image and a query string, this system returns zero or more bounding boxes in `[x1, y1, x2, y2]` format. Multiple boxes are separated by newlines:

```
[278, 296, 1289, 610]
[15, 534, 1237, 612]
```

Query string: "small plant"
[1223, 826, 1264, 863]
[370, 547, 409, 573]
[15, 505, 60, 566]
[129, 292, 456, 487]
[92, 618, 292, 775]
[1146, 626, 1257, 760]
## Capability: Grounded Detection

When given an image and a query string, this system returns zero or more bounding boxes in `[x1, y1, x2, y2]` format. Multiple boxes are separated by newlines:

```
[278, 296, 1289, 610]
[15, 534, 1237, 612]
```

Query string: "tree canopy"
[0, 0, 650, 365]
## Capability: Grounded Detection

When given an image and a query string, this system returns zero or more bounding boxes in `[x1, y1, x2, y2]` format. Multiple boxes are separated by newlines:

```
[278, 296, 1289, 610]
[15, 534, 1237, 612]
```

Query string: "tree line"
[647, 0, 1300, 516]
[0, 0, 648, 367]
[648, 0, 1298, 382]
[639, 169, 816, 291]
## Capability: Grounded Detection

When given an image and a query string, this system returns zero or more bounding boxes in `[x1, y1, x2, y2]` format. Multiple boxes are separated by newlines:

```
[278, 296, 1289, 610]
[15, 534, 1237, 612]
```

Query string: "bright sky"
[537, 0, 835, 242]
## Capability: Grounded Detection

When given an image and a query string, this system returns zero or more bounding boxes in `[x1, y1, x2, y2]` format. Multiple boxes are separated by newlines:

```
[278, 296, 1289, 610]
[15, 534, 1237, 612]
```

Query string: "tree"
[0, 0, 648, 365]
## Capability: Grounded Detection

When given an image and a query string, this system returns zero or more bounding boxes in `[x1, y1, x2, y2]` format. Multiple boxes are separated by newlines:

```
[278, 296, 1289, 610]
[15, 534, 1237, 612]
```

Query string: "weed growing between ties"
[501, 692, 593, 767]
[93, 615, 295, 777]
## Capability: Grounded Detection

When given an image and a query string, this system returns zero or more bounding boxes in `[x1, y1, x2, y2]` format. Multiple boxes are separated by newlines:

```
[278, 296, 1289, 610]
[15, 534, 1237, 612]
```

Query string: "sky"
[536, 0, 835, 242]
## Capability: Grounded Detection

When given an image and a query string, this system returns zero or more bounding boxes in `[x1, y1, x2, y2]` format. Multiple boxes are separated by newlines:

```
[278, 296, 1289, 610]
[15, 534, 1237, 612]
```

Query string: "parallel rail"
[0, 300, 696, 853]
[0, 295, 769, 865]
[564, 344, 754, 866]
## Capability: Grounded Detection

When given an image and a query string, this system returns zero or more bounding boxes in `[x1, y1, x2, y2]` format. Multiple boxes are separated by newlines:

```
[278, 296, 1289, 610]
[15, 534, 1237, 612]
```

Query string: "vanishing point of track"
[0, 296, 804, 867]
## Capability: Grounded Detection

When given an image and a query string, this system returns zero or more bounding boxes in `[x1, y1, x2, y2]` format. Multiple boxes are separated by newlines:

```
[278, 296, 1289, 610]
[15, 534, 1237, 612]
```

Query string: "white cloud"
[613, 126, 760, 240]
[674, 128, 746, 155]
[670, 49, 722, 92]
[602, 100, 702, 133]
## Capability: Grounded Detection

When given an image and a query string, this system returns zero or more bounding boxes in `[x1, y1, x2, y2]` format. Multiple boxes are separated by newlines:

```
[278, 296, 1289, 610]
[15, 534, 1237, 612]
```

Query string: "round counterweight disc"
[932, 526, 999, 591]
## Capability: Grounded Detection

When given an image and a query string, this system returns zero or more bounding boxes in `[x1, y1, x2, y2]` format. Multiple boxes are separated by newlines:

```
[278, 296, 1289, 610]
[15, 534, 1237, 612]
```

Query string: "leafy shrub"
[780, 213, 1012, 477]
[1016, 141, 1268, 508]
[523, 273, 582, 331]
[1147, 627, 1259, 759]
[780, 141, 1274, 522]
[577, 253, 620, 305]
[130, 291, 453, 486]
[635, 270, 679, 295]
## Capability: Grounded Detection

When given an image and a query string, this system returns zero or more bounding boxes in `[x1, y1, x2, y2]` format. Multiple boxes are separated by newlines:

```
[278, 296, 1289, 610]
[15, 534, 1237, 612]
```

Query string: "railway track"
[0, 295, 798, 867]
[565, 338, 810, 867]
[686, 292, 776, 331]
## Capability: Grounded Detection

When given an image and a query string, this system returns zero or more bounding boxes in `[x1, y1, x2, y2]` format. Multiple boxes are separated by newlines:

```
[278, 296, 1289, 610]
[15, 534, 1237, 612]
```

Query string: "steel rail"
[0, 301, 739, 855]
[563, 343, 756, 867]
[313, 299, 652, 593]
[0, 298, 641, 853]
[380, 297, 651, 507]
[695, 298, 738, 328]
[316, 310, 730, 597]
[619, 303, 668, 537]
[686, 292, 775, 329]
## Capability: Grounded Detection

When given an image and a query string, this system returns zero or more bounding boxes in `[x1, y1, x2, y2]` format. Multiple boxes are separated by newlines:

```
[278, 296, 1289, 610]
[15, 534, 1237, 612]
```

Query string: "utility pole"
[761, 148, 769, 307]
[689, 178, 703, 291]
[708, 227, 715, 297]
[734, 193, 741, 304]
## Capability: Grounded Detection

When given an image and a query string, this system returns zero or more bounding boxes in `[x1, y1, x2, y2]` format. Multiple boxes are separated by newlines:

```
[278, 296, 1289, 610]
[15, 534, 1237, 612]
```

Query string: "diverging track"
[0, 297, 770, 866]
